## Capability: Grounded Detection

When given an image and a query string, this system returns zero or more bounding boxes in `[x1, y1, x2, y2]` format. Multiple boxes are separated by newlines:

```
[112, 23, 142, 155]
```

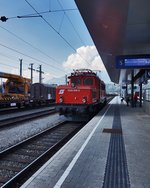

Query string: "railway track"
[0, 104, 55, 115]
[0, 121, 83, 188]
[0, 108, 56, 128]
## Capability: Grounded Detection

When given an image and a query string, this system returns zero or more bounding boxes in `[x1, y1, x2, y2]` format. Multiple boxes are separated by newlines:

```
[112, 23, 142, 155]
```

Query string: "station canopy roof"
[75, 0, 150, 83]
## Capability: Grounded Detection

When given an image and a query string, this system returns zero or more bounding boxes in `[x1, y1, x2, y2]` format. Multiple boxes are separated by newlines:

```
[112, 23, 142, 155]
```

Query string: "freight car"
[0, 72, 56, 108]
[56, 69, 106, 121]
[29, 83, 56, 106]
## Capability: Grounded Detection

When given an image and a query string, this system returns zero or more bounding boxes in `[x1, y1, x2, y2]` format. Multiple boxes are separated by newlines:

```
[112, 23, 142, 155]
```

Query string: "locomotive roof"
[69, 69, 97, 77]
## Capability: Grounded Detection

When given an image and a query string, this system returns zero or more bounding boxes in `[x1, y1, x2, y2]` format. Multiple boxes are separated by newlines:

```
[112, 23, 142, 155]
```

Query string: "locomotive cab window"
[71, 78, 81, 86]
[84, 78, 93, 86]
[8, 81, 24, 94]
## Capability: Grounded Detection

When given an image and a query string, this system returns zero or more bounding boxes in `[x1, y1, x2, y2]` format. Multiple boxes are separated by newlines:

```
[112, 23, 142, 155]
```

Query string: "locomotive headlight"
[82, 97, 87, 103]
[59, 96, 63, 103]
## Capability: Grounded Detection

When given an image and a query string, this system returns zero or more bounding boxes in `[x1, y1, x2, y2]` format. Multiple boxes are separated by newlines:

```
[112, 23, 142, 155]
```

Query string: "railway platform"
[21, 96, 150, 188]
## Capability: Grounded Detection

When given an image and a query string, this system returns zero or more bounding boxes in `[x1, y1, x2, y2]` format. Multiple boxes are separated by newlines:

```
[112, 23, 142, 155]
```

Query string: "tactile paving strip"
[102, 106, 130, 188]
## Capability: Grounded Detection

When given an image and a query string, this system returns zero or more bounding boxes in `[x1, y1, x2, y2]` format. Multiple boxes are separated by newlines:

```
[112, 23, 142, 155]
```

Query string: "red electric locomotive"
[56, 69, 106, 121]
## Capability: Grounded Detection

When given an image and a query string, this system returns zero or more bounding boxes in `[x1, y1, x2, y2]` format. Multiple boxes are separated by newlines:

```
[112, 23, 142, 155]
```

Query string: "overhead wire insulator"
[0, 16, 8, 22]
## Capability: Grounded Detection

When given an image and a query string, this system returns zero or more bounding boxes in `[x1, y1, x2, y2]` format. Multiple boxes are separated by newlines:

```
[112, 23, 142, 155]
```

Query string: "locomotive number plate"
[67, 89, 80, 92]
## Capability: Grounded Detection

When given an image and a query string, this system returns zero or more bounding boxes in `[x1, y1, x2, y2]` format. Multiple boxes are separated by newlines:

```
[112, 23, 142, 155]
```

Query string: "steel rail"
[0, 121, 83, 187]
[0, 108, 56, 128]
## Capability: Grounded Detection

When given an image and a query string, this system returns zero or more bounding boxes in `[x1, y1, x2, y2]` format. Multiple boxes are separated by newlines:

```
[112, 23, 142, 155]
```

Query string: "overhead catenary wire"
[0, 1, 94, 80]
[0, 5, 89, 74]
[0, 5, 85, 68]
[24, 0, 91, 66]
[0, 51, 27, 63]
[0, 42, 64, 74]
[57, 0, 102, 65]
[57, 0, 86, 46]
[0, 52, 29, 72]
[0, 25, 65, 70]
[0, 60, 26, 70]
[1, 1, 91, 69]
[58, 12, 65, 33]
[0, 52, 48, 80]
[3, 8, 77, 21]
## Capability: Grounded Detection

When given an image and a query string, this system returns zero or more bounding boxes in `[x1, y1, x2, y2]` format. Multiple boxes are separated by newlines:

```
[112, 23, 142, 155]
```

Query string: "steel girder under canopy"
[75, 0, 150, 83]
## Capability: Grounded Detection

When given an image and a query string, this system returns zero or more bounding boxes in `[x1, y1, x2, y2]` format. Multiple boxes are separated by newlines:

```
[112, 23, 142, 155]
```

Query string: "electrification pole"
[19, 59, 23, 76]
[28, 63, 35, 84]
[36, 65, 44, 83]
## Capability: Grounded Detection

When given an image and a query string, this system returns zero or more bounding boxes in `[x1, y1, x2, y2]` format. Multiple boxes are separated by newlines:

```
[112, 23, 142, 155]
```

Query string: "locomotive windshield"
[83, 78, 93, 86]
[71, 78, 81, 86]
[8, 81, 24, 94]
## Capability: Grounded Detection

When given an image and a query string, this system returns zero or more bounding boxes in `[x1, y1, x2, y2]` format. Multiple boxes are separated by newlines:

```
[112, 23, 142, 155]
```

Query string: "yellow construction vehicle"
[0, 72, 31, 108]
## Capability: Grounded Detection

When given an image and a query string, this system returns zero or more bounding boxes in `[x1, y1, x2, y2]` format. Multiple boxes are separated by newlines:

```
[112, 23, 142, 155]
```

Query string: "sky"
[0, 0, 111, 84]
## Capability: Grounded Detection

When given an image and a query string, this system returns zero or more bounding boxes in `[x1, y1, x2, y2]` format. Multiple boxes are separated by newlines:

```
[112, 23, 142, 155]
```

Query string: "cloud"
[63, 45, 106, 71]
[63, 45, 110, 83]
[1, 45, 111, 85]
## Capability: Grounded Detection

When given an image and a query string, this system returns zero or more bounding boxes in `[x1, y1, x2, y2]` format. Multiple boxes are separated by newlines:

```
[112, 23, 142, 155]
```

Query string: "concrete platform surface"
[21, 97, 150, 188]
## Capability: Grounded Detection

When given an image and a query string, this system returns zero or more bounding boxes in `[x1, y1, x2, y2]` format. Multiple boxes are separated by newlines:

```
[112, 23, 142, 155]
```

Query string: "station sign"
[116, 54, 150, 69]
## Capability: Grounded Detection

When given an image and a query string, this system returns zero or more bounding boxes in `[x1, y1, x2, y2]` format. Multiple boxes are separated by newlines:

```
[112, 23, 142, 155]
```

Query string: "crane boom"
[0, 72, 30, 82]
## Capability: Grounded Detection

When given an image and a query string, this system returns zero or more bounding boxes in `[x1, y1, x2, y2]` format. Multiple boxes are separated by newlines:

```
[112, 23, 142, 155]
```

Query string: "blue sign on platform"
[116, 54, 150, 69]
